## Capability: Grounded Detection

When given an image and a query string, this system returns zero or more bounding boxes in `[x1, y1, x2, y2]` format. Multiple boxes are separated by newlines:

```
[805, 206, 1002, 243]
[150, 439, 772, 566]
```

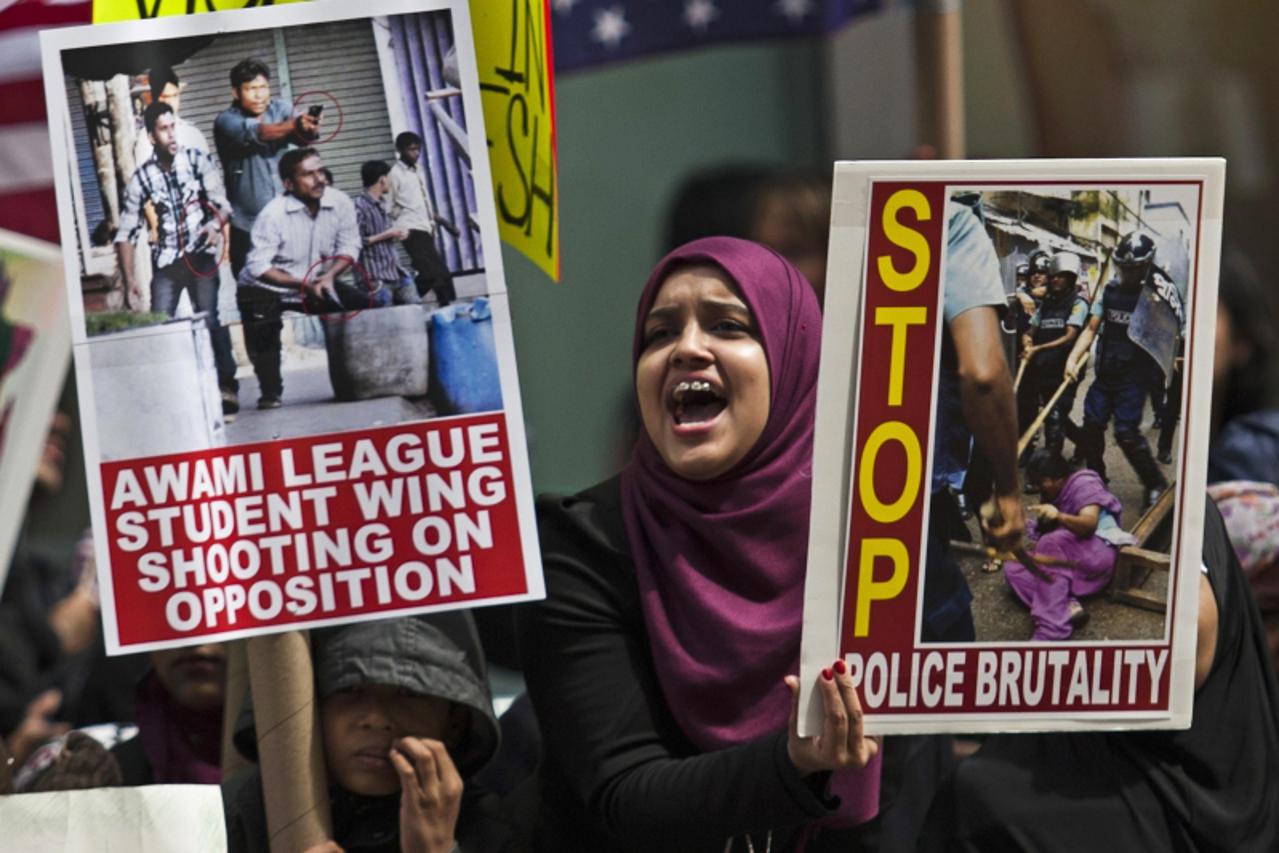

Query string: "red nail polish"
[833, 659, 847, 675]
[822, 668, 833, 681]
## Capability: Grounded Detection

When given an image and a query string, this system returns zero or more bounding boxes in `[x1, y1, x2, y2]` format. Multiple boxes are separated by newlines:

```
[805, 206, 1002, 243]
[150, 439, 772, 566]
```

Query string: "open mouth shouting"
[670, 378, 728, 429]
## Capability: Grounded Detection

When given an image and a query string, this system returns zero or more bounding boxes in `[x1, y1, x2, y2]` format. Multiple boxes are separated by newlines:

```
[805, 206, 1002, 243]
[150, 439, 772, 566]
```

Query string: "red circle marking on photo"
[300, 255, 377, 324]
[291, 90, 345, 146]
[178, 198, 229, 279]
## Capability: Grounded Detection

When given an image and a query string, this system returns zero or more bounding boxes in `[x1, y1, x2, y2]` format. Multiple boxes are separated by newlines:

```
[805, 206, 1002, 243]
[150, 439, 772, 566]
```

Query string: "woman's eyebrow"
[700, 297, 750, 313]
[644, 304, 680, 323]
[645, 297, 751, 323]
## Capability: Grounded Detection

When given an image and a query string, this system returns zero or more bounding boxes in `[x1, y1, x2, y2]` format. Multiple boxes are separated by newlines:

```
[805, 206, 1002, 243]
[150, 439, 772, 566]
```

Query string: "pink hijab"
[620, 237, 879, 828]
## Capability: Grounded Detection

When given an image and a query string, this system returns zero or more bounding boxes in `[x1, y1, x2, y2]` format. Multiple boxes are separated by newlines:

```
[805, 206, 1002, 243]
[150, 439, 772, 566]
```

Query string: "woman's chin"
[659, 436, 742, 481]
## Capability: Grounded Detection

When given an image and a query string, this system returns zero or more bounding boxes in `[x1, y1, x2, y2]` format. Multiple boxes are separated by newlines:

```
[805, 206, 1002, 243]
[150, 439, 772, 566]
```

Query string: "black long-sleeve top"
[516, 478, 878, 853]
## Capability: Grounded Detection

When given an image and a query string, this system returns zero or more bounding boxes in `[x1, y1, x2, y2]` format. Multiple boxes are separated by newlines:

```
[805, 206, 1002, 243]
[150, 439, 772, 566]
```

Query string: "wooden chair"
[1110, 487, 1175, 612]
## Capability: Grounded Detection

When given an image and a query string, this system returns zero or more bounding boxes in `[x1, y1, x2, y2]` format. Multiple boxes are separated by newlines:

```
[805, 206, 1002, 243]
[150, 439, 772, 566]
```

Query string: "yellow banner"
[93, 0, 305, 20]
[93, 0, 560, 281]
[470, 1, 559, 280]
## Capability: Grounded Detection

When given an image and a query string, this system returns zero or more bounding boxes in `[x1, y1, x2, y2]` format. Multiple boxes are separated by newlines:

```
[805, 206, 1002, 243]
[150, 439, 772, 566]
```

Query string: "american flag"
[0, 0, 92, 243]
[551, 0, 881, 72]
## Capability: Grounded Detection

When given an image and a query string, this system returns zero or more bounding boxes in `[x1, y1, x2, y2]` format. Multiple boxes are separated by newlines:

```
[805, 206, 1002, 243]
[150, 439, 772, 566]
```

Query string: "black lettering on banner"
[486, 0, 555, 257]
[133, 0, 276, 17]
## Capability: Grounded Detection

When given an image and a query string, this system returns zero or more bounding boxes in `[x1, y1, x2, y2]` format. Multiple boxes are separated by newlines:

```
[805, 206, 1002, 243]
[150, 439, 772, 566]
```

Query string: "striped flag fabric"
[0, 0, 93, 243]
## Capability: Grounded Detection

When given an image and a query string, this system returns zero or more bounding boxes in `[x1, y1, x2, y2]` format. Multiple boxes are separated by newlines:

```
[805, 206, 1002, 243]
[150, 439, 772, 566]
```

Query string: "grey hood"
[234, 612, 499, 776]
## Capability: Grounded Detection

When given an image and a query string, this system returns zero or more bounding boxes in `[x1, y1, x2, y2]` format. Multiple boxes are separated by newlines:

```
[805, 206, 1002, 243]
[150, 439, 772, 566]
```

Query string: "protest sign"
[93, 0, 561, 282]
[800, 159, 1224, 734]
[0, 230, 70, 583]
[42, 0, 544, 655]
[0, 784, 226, 851]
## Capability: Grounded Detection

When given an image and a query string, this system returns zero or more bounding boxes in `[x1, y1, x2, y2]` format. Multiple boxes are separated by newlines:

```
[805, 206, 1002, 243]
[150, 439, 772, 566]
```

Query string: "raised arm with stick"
[1019, 352, 1090, 458]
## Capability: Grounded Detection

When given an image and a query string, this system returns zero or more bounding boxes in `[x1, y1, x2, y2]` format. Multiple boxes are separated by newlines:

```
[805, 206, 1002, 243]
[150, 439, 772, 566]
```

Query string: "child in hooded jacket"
[222, 613, 521, 852]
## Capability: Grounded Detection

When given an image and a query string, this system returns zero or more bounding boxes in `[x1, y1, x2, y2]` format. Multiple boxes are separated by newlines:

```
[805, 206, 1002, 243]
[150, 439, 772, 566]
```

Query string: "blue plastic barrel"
[429, 297, 503, 414]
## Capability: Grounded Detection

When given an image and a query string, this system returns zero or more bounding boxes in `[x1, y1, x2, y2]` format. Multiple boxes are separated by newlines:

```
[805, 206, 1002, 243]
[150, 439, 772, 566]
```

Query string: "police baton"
[1087, 248, 1113, 304]
[1013, 352, 1030, 393]
[1017, 352, 1091, 458]
[979, 501, 1050, 583]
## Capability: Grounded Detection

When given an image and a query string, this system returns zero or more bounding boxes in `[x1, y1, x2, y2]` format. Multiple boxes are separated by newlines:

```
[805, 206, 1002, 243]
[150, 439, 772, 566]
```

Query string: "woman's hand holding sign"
[785, 660, 879, 775]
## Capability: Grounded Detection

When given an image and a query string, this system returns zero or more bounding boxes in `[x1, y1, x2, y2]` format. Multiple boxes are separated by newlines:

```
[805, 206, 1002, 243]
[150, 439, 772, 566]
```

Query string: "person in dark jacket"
[110, 644, 226, 785]
[1017, 253, 1089, 460]
[223, 613, 518, 853]
[920, 499, 1279, 851]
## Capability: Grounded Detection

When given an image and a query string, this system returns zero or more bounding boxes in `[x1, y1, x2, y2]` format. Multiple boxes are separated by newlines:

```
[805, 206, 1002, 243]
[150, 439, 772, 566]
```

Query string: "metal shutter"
[282, 19, 395, 200]
[65, 76, 106, 240]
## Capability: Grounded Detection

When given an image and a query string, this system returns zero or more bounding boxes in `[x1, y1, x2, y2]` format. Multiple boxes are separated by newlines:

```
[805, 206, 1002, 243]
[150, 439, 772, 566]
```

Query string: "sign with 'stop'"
[800, 159, 1224, 734]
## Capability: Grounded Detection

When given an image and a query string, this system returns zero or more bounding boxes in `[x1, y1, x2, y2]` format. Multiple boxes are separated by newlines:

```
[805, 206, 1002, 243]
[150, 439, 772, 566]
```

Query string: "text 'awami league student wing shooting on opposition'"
[40, 0, 547, 656]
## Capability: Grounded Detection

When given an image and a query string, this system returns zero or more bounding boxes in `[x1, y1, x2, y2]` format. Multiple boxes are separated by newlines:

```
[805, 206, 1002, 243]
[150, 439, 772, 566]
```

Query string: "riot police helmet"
[1028, 250, 1051, 275]
[1049, 252, 1081, 279]
[1114, 231, 1157, 268]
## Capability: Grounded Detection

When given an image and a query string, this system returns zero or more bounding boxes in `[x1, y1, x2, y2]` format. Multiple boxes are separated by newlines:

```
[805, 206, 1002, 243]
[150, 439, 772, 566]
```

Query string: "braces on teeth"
[673, 380, 715, 401]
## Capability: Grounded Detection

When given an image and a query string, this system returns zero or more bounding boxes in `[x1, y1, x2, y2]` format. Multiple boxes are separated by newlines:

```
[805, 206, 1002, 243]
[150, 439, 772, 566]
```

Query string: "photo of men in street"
[932, 185, 1198, 644]
[52, 10, 501, 461]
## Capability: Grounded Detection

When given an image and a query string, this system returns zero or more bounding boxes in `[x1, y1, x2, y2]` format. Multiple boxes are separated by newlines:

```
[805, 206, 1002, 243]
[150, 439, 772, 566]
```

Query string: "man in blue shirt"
[213, 58, 320, 280]
[355, 160, 418, 306]
[925, 199, 1025, 641]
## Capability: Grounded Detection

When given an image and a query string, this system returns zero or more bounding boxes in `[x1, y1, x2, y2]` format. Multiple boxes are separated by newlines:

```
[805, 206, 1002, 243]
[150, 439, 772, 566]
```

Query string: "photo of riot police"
[928, 186, 1198, 645]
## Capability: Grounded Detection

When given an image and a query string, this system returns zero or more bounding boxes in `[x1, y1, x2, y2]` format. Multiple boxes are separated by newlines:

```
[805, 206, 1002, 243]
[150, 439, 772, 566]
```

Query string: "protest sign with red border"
[800, 159, 1225, 734]
[0, 231, 70, 583]
[42, 0, 544, 654]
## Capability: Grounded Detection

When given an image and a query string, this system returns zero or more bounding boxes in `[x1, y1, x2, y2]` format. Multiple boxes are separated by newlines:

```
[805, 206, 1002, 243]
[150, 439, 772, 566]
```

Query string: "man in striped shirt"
[237, 148, 365, 409]
[355, 160, 419, 307]
[114, 101, 239, 415]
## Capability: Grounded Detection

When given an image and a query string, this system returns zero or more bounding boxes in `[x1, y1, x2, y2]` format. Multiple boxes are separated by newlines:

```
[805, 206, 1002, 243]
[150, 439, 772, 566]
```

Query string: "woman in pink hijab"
[518, 238, 881, 852]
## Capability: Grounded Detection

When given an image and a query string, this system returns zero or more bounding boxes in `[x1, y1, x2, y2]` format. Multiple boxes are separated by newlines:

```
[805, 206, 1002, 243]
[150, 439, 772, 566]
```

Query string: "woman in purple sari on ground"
[1003, 450, 1137, 640]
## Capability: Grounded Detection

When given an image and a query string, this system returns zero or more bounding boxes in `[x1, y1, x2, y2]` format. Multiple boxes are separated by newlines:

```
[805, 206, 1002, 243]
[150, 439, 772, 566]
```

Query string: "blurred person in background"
[1, 412, 98, 770]
[921, 498, 1279, 852]
[1204, 248, 1279, 681]
[110, 644, 226, 785]
[1207, 248, 1279, 486]
[665, 164, 833, 302]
